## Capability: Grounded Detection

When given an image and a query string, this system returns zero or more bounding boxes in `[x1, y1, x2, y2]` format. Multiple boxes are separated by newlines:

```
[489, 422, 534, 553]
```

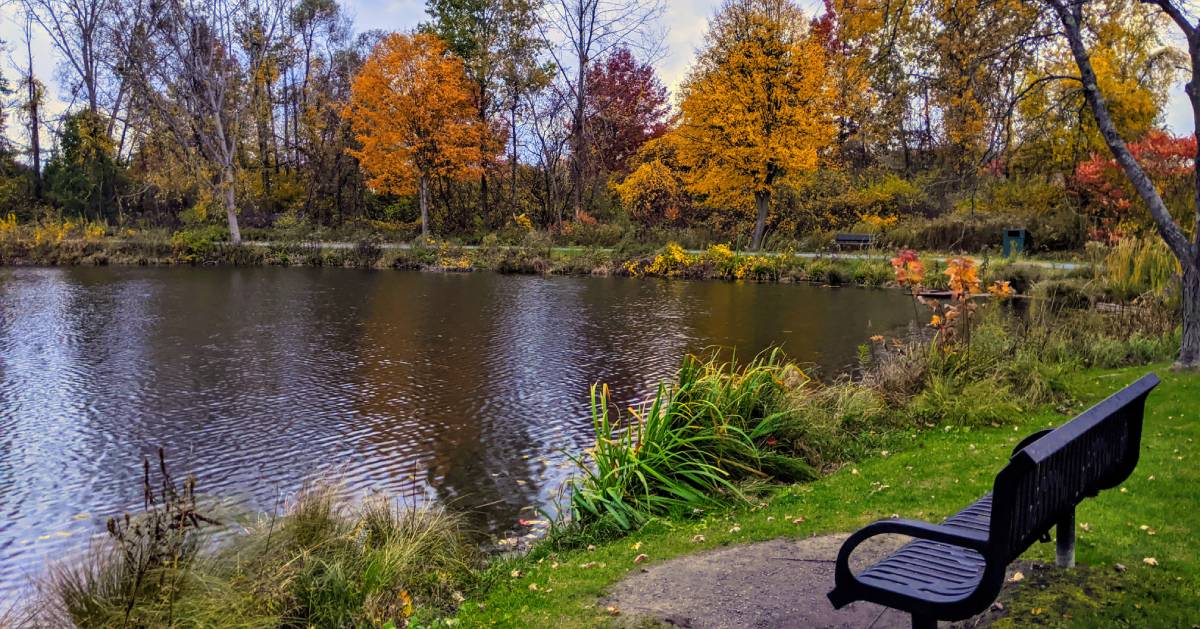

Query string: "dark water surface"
[0, 266, 914, 596]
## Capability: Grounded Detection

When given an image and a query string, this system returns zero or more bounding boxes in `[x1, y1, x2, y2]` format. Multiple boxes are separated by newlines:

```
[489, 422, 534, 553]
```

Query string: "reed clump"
[31, 456, 477, 628]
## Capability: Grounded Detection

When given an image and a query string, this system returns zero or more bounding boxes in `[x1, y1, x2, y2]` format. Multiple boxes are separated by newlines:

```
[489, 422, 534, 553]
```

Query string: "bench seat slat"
[857, 495, 991, 603]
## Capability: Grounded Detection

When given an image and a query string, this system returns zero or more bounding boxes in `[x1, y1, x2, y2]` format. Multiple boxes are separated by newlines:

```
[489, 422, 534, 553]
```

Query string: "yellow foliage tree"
[1014, 0, 1180, 173]
[613, 159, 689, 226]
[345, 32, 486, 237]
[674, 0, 835, 250]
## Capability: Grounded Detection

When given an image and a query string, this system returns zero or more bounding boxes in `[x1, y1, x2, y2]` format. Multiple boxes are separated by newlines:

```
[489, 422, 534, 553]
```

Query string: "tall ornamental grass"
[1102, 236, 1180, 302]
[568, 351, 816, 531]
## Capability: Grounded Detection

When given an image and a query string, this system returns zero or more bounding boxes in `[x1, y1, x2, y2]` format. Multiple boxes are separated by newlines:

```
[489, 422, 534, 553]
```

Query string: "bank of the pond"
[11, 294, 1186, 628]
[0, 235, 1080, 291]
[458, 365, 1199, 628]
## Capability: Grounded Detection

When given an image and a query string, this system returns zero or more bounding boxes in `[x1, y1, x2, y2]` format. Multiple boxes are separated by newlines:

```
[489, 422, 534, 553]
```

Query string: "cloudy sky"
[0, 0, 1191, 154]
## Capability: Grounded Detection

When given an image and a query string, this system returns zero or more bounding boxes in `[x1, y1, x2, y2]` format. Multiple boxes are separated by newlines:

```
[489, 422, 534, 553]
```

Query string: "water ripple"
[0, 266, 914, 598]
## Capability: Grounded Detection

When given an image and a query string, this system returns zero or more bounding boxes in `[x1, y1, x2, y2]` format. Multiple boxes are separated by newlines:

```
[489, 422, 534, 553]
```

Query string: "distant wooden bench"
[834, 233, 875, 249]
[827, 373, 1160, 629]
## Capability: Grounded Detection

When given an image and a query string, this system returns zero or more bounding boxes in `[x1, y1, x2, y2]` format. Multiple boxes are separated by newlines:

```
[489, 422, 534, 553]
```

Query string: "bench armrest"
[833, 519, 990, 586]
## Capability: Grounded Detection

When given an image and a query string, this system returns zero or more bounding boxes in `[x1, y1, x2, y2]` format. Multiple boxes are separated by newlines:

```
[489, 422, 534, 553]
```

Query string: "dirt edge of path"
[602, 533, 1035, 629]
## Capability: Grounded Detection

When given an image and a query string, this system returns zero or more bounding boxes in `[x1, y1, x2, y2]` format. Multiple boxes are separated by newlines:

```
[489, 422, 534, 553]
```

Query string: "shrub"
[907, 373, 1022, 427]
[645, 242, 694, 277]
[849, 259, 892, 287]
[612, 160, 689, 227]
[348, 238, 384, 268]
[1030, 278, 1093, 317]
[170, 225, 230, 263]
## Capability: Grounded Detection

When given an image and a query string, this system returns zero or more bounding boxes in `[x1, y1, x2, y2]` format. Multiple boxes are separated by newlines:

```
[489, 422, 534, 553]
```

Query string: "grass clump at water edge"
[567, 351, 817, 532]
[24, 455, 478, 628]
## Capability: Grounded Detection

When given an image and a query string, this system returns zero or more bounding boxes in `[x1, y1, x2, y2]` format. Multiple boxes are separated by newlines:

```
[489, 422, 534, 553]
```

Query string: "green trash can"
[1002, 228, 1029, 257]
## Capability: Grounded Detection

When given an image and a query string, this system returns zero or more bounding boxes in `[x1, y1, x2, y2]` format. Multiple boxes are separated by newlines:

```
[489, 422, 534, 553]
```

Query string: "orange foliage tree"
[673, 0, 835, 251]
[345, 32, 488, 237]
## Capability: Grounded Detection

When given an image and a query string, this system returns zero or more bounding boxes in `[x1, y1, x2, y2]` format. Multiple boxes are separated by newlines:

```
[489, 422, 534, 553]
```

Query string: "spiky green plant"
[1102, 236, 1180, 301]
[567, 352, 815, 531]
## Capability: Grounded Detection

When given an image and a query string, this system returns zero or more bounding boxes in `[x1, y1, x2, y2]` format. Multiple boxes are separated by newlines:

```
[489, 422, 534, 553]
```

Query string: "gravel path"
[604, 533, 1021, 628]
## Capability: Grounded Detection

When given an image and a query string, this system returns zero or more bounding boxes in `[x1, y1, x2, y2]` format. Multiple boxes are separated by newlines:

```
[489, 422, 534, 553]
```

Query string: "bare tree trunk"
[1183, 265, 1200, 367]
[751, 190, 770, 251]
[223, 164, 241, 244]
[1048, 0, 1199, 367]
[572, 51, 586, 221]
[23, 17, 41, 200]
[29, 88, 41, 199]
[419, 174, 430, 238]
[510, 100, 519, 212]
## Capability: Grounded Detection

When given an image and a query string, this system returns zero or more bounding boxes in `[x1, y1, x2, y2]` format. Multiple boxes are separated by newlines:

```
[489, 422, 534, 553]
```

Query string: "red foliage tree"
[584, 48, 672, 176]
[1072, 130, 1196, 243]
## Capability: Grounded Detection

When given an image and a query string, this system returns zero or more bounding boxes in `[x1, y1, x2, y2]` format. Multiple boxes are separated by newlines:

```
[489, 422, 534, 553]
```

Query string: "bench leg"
[1056, 509, 1076, 568]
[912, 614, 937, 629]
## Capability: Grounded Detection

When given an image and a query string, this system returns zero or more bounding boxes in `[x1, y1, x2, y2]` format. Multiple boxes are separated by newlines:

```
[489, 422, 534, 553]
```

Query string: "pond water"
[0, 266, 914, 598]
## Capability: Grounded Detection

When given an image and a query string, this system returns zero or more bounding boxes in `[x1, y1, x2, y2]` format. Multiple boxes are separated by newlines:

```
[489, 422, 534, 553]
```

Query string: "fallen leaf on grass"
[1009, 571, 1025, 583]
[691, 535, 706, 543]
[729, 525, 742, 534]
[633, 553, 648, 564]
[528, 583, 539, 591]
[792, 517, 806, 525]
[510, 570, 522, 578]
[606, 606, 620, 616]
[1143, 557, 1159, 566]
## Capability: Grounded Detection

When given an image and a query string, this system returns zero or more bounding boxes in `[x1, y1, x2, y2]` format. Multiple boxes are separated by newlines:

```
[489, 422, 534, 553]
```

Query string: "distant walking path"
[233, 240, 1087, 271]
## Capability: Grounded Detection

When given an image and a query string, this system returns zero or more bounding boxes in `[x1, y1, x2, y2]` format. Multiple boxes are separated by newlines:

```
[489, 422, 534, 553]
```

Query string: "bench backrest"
[987, 373, 1159, 563]
[835, 233, 874, 243]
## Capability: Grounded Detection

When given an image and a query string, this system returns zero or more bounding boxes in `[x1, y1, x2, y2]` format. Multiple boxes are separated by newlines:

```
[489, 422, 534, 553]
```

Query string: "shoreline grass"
[0, 235, 1083, 295]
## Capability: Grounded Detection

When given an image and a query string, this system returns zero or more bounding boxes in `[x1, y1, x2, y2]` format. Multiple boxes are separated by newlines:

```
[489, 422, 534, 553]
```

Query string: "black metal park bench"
[827, 373, 1160, 629]
[834, 233, 876, 249]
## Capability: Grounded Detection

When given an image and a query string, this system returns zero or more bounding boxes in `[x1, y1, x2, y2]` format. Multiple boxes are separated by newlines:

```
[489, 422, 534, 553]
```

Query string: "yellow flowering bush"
[859, 213, 898, 229]
[512, 213, 534, 231]
[33, 219, 75, 245]
[646, 242, 693, 277]
[705, 243, 740, 278]
[705, 243, 735, 263]
[83, 222, 107, 242]
[734, 255, 775, 280]
[0, 213, 18, 241]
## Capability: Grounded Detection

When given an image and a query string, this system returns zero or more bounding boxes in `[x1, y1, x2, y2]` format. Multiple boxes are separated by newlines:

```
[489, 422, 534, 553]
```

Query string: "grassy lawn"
[455, 364, 1198, 628]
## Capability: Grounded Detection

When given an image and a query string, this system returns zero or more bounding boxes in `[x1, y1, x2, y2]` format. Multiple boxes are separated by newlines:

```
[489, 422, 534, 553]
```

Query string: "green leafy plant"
[567, 352, 815, 531]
